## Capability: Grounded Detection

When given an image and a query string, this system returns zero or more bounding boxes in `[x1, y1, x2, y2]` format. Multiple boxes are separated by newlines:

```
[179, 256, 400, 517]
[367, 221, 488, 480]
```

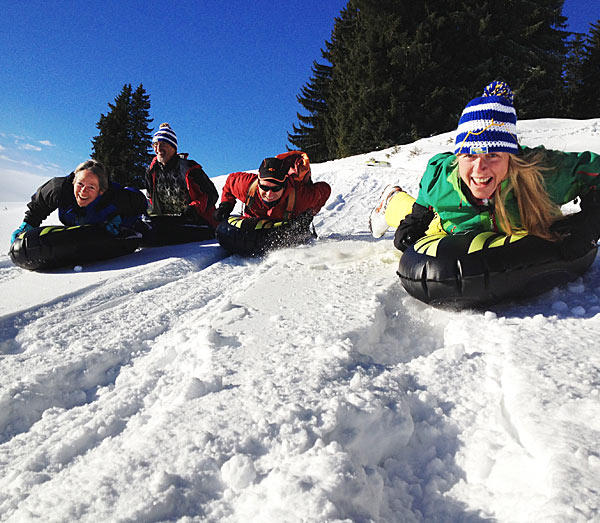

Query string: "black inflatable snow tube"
[397, 231, 597, 309]
[9, 224, 142, 271]
[140, 215, 215, 246]
[215, 215, 314, 256]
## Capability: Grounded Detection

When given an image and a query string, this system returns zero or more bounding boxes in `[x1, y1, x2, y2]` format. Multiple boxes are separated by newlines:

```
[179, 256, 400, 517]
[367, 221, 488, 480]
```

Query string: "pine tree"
[477, 0, 568, 119]
[562, 32, 587, 117]
[287, 60, 332, 162]
[91, 84, 153, 188]
[323, 2, 369, 158]
[130, 85, 154, 183]
[573, 20, 600, 118]
[287, 3, 361, 160]
[290, 0, 570, 160]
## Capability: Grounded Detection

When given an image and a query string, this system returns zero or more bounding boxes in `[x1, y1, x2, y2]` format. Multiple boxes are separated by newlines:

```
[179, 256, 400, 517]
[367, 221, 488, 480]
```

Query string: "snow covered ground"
[1, 118, 600, 522]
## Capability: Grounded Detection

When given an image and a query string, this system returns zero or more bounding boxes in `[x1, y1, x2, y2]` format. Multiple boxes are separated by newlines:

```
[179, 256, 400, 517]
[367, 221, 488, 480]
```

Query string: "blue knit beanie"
[454, 81, 518, 155]
[152, 123, 178, 150]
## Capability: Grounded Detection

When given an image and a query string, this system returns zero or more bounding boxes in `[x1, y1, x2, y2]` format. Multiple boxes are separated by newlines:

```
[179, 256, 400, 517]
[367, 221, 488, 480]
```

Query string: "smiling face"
[257, 180, 285, 203]
[457, 152, 511, 200]
[153, 140, 177, 165]
[73, 170, 104, 207]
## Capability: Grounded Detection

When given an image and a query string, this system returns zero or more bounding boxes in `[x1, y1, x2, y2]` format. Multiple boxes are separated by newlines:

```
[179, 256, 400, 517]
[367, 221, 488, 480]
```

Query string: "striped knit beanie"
[454, 81, 518, 155]
[152, 123, 178, 150]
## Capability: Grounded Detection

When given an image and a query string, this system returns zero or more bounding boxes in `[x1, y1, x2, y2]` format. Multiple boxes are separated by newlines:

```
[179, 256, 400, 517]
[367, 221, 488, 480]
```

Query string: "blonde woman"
[370, 81, 600, 259]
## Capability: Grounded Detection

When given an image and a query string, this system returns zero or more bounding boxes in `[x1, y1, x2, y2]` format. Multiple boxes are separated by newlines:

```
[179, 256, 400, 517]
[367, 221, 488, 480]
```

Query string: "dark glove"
[105, 215, 122, 235]
[553, 194, 600, 260]
[213, 201, 235, 222]
[394, 203, 434, 252]
[10, 222, 34, 245]
[579, 190, 600, 239]
[292, 210, 315, 230]
[180, 205, 199, 223]
[558, 232, 597, 260]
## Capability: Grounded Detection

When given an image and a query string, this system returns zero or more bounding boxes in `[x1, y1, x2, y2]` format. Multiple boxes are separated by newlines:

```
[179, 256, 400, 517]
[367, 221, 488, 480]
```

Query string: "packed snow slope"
[1, 119, 600, 523]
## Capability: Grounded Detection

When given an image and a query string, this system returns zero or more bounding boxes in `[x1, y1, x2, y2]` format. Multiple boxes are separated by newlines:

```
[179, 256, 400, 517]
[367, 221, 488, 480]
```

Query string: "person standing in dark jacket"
[144, 123, 218, 228]
[10, 160, 147, 246]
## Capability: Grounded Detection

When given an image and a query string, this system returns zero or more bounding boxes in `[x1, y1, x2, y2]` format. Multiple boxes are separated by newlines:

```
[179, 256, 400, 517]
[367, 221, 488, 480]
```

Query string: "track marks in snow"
[0, 250, 241, 447]
[0, 261, 21, 287]
[182, 240, 486, 521]
[0, 245, 298, 519]
[403, 290, 600, 523]
[0, 236, 540, 521]
[349, 285, 449, 365]
[325, 193, 345, 211]
[337, 273, 492, 520]
[5, 234, 597, 521]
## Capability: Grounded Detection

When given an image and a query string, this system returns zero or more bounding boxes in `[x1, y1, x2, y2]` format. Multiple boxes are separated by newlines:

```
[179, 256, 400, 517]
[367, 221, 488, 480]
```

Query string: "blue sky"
[1, 0, 599, 200]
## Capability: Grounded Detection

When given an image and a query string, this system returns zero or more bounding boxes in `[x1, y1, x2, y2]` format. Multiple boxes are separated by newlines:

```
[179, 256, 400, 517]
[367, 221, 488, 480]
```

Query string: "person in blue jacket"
[10, 159, 148, 245]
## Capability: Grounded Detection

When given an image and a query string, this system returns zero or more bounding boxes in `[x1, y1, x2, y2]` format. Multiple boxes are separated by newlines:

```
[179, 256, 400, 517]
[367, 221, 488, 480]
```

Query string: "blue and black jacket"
[24, 173, 148, 228]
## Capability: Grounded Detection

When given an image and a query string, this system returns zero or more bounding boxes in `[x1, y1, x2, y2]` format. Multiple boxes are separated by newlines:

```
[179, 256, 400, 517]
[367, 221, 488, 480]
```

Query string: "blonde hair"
[493, 150, 561, 240]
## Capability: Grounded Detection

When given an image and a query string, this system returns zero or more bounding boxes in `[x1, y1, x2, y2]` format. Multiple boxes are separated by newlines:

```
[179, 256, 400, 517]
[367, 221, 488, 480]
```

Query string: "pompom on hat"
[152, 123, 178, 150]
[454, 81, 519, 155]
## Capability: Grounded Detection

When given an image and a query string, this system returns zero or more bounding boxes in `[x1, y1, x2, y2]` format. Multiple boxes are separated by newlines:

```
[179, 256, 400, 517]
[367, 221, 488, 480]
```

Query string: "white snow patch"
[0, 118, 599, 522]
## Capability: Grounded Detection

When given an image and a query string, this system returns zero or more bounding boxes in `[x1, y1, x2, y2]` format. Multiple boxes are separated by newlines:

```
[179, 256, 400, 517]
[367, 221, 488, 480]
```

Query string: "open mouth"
[471, 176, 492, 187]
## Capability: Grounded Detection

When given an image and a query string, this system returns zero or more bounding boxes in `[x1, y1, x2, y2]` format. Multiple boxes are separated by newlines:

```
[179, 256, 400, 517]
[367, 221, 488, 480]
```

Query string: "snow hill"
[1, 119, 600, 522]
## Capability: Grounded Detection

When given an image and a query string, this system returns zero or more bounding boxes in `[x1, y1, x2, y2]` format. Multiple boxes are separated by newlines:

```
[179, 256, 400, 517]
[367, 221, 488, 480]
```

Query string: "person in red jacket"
[213, 156, 331, 228]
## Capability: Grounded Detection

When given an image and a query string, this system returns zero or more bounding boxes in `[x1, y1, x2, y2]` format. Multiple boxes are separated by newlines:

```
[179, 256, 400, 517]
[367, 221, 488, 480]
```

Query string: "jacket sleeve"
[144, 163, 154, 204]
[220, 172, 256, 205]
[414, 152, 454, 210]
[23, 177, 66, 227]
[294, 181, 331, 215]
[186, 164, 219, 212]
[112, 185, 149, 217]
[536, 148, 600, 204]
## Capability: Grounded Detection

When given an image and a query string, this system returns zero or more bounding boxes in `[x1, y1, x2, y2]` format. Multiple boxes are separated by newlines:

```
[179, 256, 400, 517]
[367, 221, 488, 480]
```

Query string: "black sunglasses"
[258, 183, 285, 192]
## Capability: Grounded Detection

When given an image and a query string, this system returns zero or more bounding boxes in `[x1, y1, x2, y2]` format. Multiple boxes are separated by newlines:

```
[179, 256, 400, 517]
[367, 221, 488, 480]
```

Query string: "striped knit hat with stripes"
[152, 123, 178, 150]
[454, 81, 518, 155]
